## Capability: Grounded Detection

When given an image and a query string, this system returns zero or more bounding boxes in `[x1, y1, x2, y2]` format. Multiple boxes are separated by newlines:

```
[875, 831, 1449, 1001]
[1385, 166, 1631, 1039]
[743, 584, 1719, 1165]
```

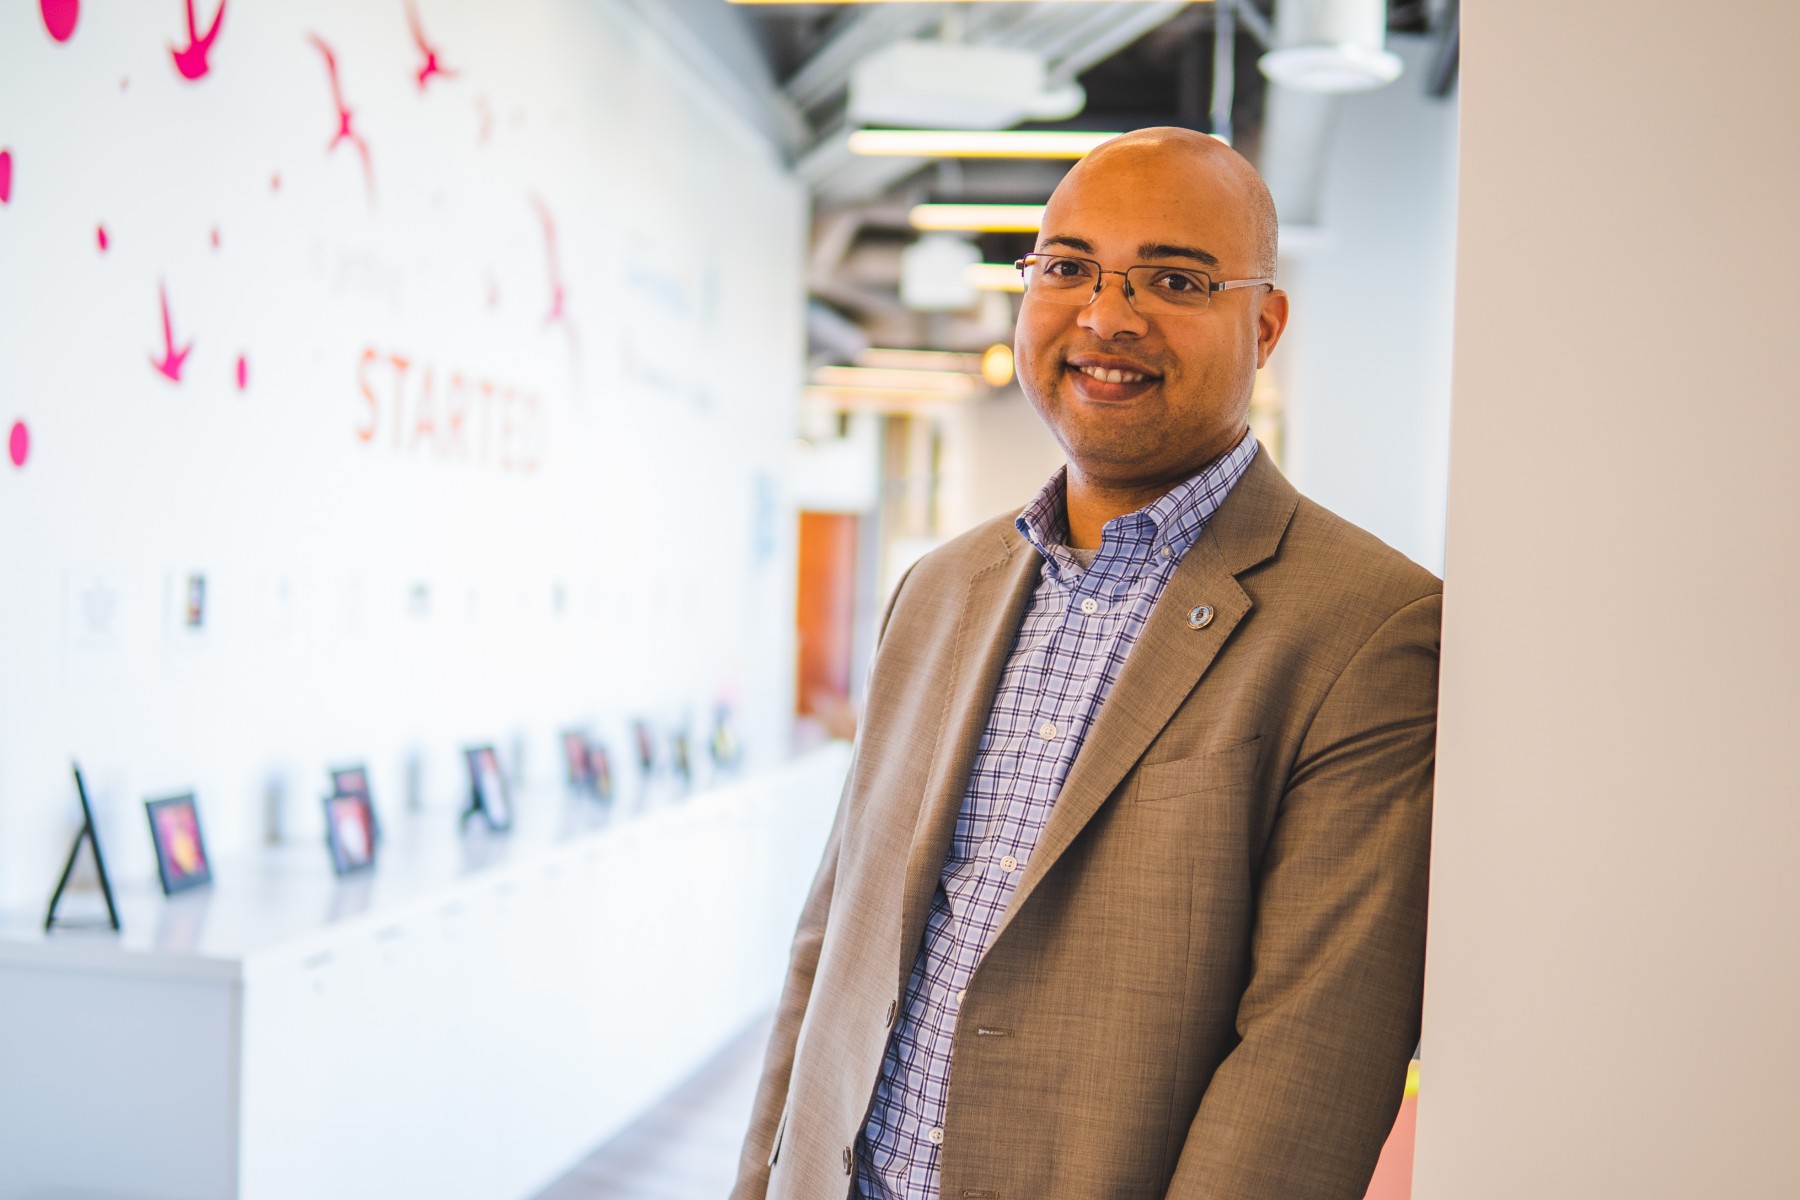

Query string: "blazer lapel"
[997, 451, 1300, 934]
[893, 525, 1041, 990]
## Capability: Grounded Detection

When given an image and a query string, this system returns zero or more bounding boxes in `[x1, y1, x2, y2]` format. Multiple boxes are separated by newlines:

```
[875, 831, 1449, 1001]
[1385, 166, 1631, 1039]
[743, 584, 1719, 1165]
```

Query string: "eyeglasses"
[1013, 252, 1273, 315]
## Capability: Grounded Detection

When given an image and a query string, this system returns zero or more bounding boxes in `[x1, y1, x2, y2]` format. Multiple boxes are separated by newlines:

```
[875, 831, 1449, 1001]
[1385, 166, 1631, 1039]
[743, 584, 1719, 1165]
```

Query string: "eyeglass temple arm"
[1210, 277, 1275, 293]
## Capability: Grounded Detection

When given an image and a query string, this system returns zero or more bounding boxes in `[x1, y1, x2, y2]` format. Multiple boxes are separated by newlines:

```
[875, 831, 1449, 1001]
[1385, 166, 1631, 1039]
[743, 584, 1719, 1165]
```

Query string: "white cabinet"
[0, 746, 847, 1200]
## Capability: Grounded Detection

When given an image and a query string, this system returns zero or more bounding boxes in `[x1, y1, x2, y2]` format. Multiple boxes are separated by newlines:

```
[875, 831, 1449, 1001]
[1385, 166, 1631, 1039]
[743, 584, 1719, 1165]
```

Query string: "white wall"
[1416, 3, 1800, 1197]
[0, 0, 806, 911]
[1273, 36, 1458, 573]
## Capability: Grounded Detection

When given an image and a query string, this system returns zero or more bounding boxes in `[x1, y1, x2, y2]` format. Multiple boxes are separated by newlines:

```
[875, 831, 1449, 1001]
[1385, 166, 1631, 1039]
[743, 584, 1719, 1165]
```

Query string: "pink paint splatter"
[531, 195, 567, 328]
[41, 0, 78, 42]
[96, 224, 109, 251]
[209, 226, 220, 249]
[405, 0, 457, 91]
[8, 421, 28, 469]
[308, 33, 373, 202]
[235, 355, 248, 390]
[170, 0, 225, 82]
[149, 281, 193, 383]
[0, 150, 12, 205]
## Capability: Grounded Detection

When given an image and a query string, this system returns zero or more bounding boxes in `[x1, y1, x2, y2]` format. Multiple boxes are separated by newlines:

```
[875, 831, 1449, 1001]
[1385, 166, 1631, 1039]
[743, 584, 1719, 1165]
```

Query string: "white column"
[1417, 3, 1800, 1198]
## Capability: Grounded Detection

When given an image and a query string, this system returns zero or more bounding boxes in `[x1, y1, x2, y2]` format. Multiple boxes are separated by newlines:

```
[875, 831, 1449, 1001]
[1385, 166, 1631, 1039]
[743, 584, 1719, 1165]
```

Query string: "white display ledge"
[0, 743, 849, 1200]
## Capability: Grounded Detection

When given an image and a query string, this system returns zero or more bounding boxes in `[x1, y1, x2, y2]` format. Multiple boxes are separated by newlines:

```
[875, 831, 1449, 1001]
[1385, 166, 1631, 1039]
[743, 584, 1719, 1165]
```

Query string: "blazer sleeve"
[730, 561, 920, 1199]
[1166, 591, 1441, 1200]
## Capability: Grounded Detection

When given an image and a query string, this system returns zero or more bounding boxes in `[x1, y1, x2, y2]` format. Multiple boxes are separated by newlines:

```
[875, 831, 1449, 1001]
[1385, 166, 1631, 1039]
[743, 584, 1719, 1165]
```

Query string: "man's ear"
[1255, 288, 1290, 368]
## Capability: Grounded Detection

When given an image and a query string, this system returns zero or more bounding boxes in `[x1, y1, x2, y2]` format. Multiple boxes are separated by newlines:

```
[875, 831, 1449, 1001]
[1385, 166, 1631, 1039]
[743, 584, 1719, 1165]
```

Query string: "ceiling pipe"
[1211, 0, 1238, 144]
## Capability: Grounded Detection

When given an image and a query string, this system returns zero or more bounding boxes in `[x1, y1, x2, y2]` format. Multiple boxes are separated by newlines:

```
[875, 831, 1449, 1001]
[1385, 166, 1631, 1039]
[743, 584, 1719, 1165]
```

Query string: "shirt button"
[1160, 545, 1173, 559]
[956, 988, 966, 1003]
[999, 855, 1018, 872]
[1038, 721, 1058, 740]
[927, 1127, 945, 1146]
[1079, 597, 1098, 614]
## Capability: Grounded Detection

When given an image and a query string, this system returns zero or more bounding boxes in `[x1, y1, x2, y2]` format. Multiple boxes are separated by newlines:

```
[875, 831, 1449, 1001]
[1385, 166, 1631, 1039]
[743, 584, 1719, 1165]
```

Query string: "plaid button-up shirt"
[856, 433, 1260, 1199]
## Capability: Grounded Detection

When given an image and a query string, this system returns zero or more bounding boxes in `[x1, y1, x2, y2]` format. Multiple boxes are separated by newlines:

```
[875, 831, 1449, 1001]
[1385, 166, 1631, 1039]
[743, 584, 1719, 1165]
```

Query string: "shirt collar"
[1015, 431, 1260, 577]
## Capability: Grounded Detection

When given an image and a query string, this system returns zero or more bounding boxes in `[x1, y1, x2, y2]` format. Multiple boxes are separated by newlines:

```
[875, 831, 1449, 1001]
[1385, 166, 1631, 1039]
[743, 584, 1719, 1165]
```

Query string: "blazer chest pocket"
[1132, 736, 1263, 805]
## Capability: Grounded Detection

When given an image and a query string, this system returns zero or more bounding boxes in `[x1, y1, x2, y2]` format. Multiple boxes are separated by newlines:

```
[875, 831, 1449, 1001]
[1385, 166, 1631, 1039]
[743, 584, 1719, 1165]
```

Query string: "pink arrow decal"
[8, 421, 28, 468]
[41, 0, 79, 42]
[531, 195, 567, 328]
[149, 281, 193, 383]
[405, 0, 457, 92]
[170, 0, 225, 82]
[308, 33, 374, 202]
[0, 150, 12, 205]
[97, 224, 109, 251]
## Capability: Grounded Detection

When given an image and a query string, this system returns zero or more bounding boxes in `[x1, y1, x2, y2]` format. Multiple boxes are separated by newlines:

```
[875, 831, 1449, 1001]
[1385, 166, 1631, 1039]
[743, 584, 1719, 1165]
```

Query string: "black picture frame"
[462, 744, 513, 832]
[323, 792, 378, 875]
[328, 763, 382, 845]
[145, 793, 213, 895]
[632, 720, 657, 776]
[561, 729, 596, 791]
[588, 740, 615, 803]
[44, 763, 122, 932]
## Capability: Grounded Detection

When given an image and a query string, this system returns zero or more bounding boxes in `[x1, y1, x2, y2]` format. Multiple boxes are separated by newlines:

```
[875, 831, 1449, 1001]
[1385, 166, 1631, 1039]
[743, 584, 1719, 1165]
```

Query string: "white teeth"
[1076, 364, 1147, 384]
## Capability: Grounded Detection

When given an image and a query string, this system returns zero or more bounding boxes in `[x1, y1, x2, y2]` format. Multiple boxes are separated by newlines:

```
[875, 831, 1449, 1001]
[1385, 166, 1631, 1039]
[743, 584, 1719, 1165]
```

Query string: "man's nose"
[1076, 274, 1149, 340]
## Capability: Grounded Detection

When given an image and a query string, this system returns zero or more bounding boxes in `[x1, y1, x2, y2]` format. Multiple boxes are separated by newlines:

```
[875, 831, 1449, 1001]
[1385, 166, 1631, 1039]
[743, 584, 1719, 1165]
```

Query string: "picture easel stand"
[44, 763, 122, 933]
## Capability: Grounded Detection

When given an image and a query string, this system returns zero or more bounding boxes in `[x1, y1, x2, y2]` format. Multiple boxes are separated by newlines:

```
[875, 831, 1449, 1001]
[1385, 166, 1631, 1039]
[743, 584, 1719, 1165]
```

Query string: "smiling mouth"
[1073, 363, 1152, 384]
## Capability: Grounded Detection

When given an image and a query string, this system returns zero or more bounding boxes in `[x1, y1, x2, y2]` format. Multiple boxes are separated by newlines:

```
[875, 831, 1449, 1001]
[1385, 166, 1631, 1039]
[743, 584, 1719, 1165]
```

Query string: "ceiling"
[627, 0, 1457, 364]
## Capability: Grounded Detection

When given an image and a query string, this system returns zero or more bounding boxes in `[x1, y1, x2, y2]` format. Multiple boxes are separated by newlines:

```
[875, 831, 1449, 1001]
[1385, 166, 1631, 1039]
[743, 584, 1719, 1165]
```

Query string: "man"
[736, 128, 1439, 1200]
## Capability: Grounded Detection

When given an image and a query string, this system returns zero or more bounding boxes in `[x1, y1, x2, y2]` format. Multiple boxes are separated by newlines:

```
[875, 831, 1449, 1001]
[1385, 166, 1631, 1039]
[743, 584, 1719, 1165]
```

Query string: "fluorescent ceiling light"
[849, 129, 1120, 159]
[909, 204, 1045, 233]
[856, 348, 985, 373]
[811, 366, 981, 396]
[966, 263, 1025, 293]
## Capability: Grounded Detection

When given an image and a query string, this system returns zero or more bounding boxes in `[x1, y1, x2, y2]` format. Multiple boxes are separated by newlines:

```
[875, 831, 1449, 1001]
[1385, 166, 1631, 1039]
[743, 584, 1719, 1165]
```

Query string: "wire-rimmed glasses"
[1014, 252, 1273, 315]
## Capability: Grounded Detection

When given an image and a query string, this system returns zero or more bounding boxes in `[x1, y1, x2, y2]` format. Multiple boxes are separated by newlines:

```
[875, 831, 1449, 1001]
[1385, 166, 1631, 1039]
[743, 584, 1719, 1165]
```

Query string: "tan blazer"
[735, 452, 1441, 1200]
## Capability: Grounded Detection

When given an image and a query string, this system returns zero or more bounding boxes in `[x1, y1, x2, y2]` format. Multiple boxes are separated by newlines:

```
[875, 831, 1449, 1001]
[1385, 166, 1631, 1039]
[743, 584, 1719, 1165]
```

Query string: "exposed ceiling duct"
[1259, 0, 1405, 93]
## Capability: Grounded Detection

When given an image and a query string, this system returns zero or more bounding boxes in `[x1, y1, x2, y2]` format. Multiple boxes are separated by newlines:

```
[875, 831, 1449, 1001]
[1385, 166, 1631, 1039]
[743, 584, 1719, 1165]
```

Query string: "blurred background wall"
[0, 0, 805, 911]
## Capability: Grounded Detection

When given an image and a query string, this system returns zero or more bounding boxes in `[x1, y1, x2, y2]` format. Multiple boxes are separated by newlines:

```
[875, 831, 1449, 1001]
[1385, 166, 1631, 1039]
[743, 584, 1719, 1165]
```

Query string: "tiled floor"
[533, 1015, 772, 1200]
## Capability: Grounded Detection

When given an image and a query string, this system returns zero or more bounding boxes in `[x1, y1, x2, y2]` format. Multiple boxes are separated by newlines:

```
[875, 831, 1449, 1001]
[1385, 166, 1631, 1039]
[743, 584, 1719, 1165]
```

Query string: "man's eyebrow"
[1137, 242, 1222, 269]
[1038, 235, 1094, 254]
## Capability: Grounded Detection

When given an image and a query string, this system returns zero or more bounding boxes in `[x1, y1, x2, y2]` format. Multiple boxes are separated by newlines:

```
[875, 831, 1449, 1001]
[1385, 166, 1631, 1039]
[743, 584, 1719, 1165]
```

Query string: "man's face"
[1014, 142, 1288, 490]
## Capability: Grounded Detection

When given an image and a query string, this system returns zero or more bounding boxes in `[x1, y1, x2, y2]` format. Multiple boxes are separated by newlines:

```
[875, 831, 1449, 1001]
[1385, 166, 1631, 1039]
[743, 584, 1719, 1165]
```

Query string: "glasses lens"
[1024, 254, 1100, 303]
[1125, 266, 1213, 313]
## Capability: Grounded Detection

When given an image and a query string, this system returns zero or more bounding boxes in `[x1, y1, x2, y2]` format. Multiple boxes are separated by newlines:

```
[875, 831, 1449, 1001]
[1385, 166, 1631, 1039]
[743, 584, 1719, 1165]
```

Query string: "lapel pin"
[1187, 605, 1215, 630]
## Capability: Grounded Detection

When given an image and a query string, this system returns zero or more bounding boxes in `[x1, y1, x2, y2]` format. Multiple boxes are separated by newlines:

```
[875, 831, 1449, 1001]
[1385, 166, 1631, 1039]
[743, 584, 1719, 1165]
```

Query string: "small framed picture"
[463, 744, 512, 831]
[588, 741, 614, 802]
[561, 729, 595, 791]
[329, 763, 381, 844]
[323, 792, 377, 875]
[669, 729, 692, 791]
[145, 793, 212, 895]
[632, 720, 657, 776]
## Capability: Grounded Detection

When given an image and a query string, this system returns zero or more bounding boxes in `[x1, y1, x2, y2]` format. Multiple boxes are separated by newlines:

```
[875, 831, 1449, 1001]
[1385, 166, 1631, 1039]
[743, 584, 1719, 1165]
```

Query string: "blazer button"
[842, 1146, 854, 1175]
[885, 999, 897, 1028]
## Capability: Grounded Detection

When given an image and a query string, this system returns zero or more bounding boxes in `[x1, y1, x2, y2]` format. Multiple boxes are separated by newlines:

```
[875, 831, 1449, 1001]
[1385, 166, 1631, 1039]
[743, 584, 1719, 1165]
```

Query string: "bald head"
[1052, 127, 1279, 278]
[1012, 125, 1290, 532]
